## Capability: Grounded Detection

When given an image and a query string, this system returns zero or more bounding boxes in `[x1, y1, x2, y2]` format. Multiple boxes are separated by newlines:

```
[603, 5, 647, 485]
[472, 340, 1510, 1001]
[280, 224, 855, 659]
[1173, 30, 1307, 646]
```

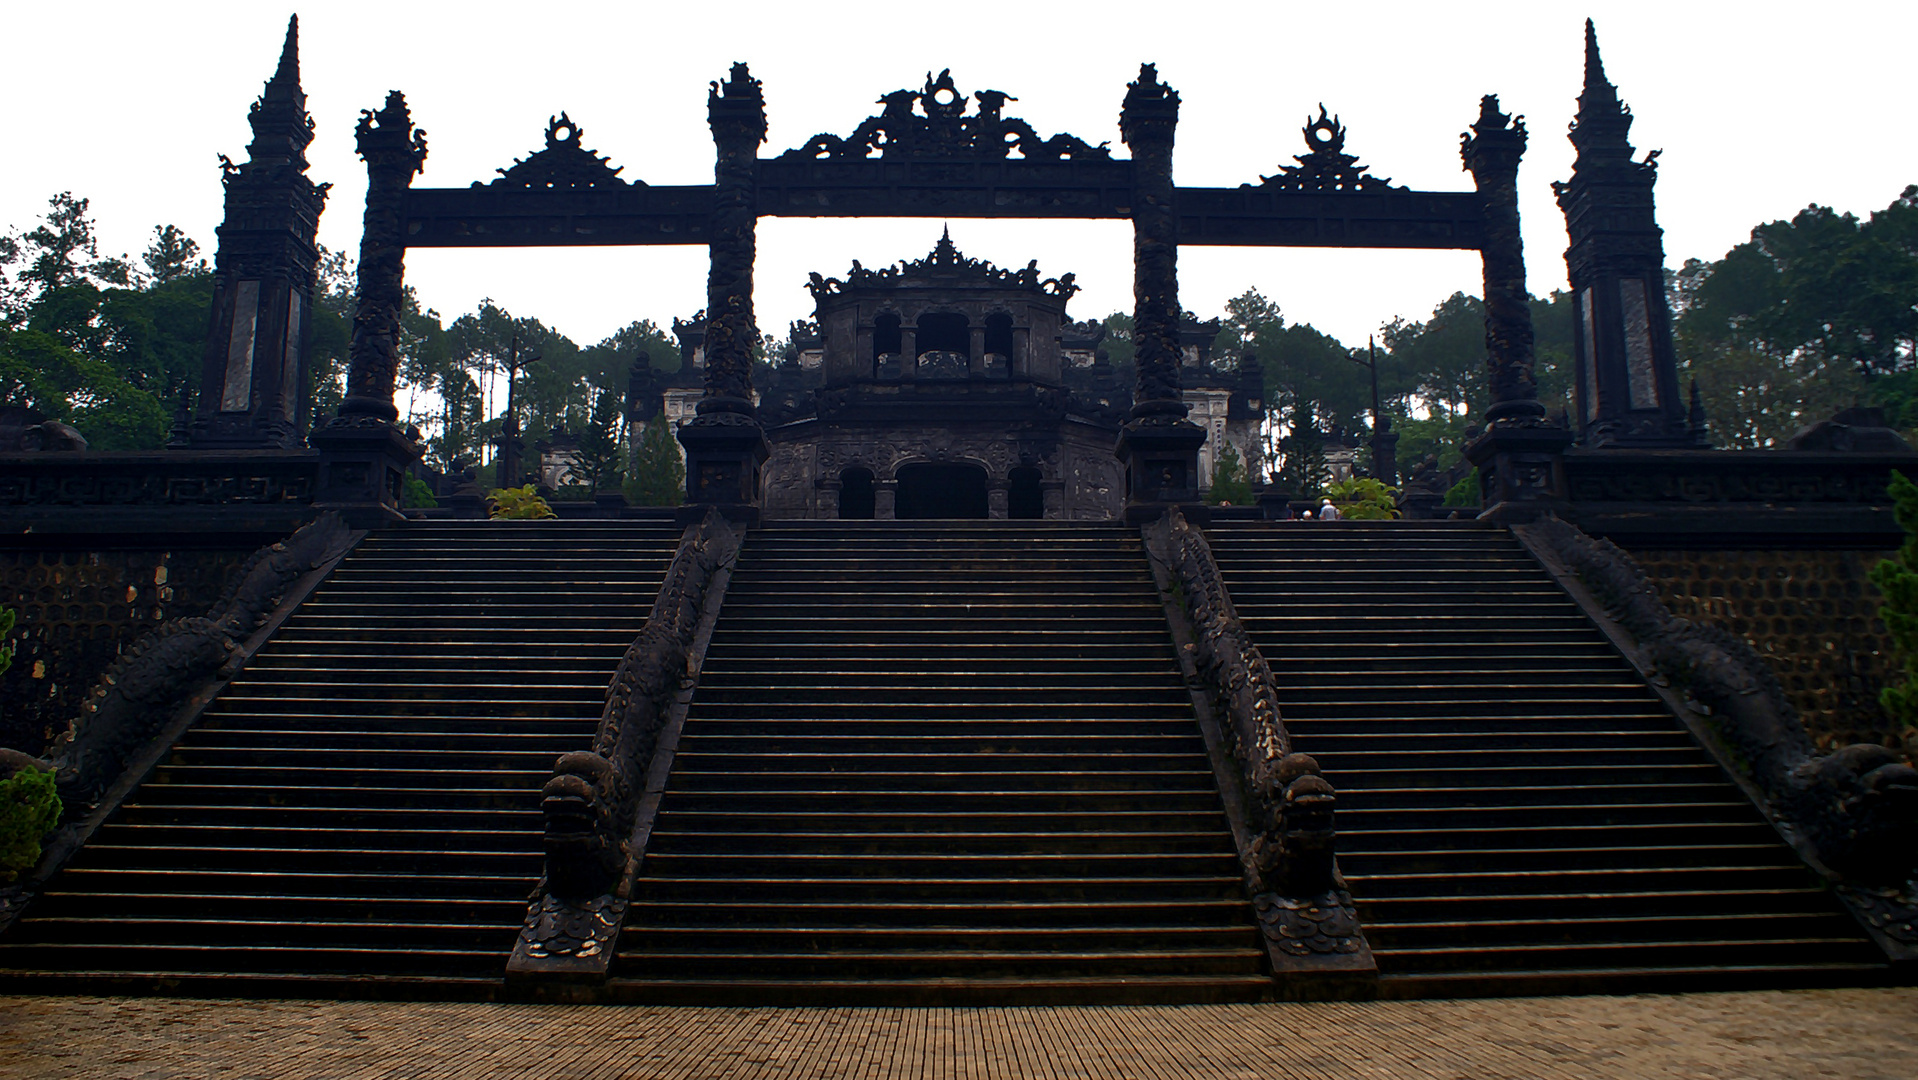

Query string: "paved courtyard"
[2, 988, 1912, 1079]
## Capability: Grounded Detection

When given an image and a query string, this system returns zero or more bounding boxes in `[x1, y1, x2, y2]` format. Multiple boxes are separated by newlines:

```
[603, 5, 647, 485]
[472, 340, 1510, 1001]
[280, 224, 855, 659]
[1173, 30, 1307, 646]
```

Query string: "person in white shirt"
[1317, 497, 1342, 521]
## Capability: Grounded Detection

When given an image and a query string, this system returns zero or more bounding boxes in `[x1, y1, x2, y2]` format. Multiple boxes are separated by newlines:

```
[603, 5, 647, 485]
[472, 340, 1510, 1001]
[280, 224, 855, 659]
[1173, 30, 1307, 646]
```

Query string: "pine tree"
[624, 417, 685, 506]
[1205, 441, 1254, 505]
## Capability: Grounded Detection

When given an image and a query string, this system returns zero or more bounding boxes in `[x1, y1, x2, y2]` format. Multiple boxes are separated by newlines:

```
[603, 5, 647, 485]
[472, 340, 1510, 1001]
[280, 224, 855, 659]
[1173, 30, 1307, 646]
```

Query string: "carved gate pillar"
[679, 63, 769, 516]
[874, 480, 898, 520]
[987, 483, 1009, 520]
[188, 18, 327, 451]
[1554, 21, 1705, 449]
[310, 88, 427, 526]
[1460, 94, 1571, 523]
[1115, 64, 1207, 525]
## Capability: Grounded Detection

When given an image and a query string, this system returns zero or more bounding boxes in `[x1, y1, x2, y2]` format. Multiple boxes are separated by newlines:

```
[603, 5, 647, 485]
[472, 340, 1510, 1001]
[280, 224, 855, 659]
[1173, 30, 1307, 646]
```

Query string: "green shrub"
[0, 765, 61, 882]
[486, 485, 557, 520]
[1871, 469, 1918, 735]
[1325, 477, 1399, 520]
[1442, 471, 1481, 508]
[401, 475, 438, 509]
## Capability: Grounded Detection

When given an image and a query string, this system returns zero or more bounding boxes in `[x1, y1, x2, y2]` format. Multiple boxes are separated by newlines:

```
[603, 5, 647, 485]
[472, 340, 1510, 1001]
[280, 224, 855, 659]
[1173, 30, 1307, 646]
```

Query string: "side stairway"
[609, 521, 1267, 1004]
[1204, 519, 1888, 997]
[0, 519, 684, 994]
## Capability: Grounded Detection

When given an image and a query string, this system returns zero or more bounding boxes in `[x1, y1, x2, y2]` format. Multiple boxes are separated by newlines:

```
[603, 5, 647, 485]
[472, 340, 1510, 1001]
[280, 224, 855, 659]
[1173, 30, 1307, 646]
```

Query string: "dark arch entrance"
[1008, 465, 1043, 519]
[838, 466, 875, 519]
[895, 462, 988, 519]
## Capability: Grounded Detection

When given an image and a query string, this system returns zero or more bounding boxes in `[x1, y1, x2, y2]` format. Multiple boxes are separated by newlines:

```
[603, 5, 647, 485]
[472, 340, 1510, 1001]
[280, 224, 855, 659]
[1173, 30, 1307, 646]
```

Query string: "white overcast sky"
[4, 1, 1914, 349]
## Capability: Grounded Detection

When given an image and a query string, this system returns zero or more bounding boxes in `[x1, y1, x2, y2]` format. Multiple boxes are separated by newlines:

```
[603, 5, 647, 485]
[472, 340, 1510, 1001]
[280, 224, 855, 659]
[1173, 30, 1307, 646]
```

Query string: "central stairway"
[0, 519, 684, 994]
[609, 521, 1267, 1004]
[1204, 519, 1886, 997]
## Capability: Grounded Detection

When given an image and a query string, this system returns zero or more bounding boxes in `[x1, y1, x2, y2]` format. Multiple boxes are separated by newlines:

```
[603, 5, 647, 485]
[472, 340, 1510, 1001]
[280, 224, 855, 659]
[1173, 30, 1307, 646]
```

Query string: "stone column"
[988, 484, 1009, 520]
[339, 91, 426, 425]
[875, 480, 898, 520]
[1114, 64, 1206, 524]
[1460, 94, 1571, 523]
[969, 325, 987, 378]
[899, 326, 918, 381]
[190, 17, 327, 450]
[310, 88, 427, 525]
[678, 63, 770, 515]
[1463, 94, 1539, 427]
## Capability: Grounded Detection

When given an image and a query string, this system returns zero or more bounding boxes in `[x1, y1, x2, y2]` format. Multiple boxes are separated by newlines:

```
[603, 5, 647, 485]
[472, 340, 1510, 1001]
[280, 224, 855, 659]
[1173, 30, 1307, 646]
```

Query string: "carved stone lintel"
[488, 114, 633, 190]
[1254, 106, 1404, 193]
[779, 69, 1108, 162]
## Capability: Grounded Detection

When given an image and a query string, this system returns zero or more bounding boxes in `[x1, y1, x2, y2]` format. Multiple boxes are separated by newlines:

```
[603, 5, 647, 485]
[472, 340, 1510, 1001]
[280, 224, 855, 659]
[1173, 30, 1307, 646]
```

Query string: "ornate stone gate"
[192, 18, 1679, 524]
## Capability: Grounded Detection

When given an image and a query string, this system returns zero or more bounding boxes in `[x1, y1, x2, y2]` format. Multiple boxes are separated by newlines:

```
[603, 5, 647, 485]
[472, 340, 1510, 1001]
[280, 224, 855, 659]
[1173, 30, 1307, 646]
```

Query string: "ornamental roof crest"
[482, 113, 637, 189]
[807, 227, 1080, 301]
[1248, 105, 1405, 194]
[780, 70, 1110, 162]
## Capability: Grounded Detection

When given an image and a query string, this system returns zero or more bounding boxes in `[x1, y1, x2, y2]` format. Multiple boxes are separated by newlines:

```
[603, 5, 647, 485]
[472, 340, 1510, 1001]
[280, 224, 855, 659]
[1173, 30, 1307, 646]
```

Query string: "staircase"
[609, 522, 1267, 1004]
[0, 519, 684, 995]
[1204, 519, 1887, 997]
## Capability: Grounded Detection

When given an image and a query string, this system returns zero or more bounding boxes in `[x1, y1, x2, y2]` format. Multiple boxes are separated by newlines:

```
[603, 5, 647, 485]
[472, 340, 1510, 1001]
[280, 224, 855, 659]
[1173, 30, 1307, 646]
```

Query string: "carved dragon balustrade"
[1143, 509, 1376, 989]
[511, 509, 740, 979]
[0, 513, 357, 933]
[1521, 516, 1918, 960]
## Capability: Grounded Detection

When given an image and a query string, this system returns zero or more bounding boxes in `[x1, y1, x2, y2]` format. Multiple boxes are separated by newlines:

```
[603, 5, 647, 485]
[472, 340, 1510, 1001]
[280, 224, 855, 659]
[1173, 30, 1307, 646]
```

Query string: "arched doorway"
[895, 462, 988, 519]
[838, 467, 875, 519]
[1007, 465, 1043, 519]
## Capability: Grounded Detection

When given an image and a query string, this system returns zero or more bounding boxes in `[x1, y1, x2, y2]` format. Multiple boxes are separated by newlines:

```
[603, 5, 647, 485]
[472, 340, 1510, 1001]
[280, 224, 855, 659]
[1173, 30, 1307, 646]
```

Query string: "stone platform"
[2, 989, 1912, 1079]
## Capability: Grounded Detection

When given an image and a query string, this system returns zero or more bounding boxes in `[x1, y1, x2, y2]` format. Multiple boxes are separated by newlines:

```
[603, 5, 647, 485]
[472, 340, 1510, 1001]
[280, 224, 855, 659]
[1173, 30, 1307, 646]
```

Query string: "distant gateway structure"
[189, 18, 1694, 523]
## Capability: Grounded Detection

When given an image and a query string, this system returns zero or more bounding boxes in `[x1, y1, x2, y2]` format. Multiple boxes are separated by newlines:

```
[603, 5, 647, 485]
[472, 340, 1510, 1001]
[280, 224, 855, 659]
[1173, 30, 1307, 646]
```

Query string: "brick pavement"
[1, 989, 1913, 1079]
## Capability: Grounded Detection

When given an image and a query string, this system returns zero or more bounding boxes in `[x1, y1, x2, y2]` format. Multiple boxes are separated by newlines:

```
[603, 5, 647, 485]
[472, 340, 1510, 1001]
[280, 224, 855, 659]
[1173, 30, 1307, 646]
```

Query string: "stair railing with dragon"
[508, 508, 740, 988]
[0, 513, 360, 933]
[1518, 516, 1918, 964]
[1142, 507, 1377, 994]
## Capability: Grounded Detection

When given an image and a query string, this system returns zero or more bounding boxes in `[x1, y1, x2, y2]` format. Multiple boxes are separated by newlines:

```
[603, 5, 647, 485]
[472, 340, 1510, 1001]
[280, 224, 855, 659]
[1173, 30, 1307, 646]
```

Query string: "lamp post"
[1349, 337, 1399, 486]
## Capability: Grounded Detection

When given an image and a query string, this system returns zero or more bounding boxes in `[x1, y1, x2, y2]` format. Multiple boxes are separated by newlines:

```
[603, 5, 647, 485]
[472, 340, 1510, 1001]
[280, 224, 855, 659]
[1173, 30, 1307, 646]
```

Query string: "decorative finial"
[277, 16, 300, 84]
[1577, 18, 1623, 117]
[242, 13, 314, 169]
[1568, 19, 1637, 159]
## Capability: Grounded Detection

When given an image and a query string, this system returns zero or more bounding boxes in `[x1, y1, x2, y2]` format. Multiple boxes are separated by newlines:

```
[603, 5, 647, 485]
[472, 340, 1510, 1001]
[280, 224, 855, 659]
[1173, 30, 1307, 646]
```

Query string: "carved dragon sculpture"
[1145, 509, 1371, 967]
[517, 511, 737, 971]
[1529, 516, 1918, 888]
